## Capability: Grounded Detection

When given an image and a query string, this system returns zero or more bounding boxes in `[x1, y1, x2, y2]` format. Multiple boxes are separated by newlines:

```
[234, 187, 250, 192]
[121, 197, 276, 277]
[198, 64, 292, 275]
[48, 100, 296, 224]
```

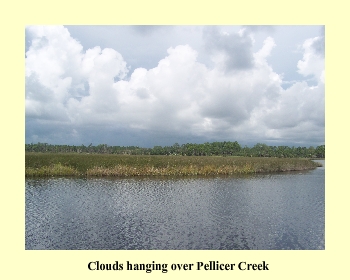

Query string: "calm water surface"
[25, 160, 324, 250]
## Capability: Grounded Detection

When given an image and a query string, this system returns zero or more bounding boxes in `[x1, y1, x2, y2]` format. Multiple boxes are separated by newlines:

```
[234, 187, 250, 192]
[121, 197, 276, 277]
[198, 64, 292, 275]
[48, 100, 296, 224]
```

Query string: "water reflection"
[26, 162, 324, 250]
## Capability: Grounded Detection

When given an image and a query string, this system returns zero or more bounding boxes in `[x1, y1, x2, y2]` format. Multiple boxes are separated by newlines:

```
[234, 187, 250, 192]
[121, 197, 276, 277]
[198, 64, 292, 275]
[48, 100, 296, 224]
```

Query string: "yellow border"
[2, 0, 348, 279]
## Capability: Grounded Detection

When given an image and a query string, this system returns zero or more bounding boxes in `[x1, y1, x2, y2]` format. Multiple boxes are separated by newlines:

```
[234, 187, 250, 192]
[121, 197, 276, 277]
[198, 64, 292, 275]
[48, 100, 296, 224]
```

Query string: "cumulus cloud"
[25, 26, 324, 147]
[297, 35, 325, 83]
[26, 25, 128, 125]
[203, 26, 254, 71]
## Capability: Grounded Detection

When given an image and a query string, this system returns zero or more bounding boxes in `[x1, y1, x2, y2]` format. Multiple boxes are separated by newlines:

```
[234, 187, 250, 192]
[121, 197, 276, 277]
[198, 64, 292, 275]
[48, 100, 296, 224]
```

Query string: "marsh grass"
[25, 153, 322, 177]
[25, 163, 79, 177]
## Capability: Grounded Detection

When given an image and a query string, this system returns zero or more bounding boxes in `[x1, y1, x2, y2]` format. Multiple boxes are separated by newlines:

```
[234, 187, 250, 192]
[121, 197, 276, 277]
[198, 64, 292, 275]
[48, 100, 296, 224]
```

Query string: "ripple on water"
[25, 166, 324, 250]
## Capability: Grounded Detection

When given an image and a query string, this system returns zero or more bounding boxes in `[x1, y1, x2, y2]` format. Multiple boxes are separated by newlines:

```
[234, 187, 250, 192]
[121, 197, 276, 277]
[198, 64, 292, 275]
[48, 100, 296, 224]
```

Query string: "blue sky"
[25, 25, 324, 147]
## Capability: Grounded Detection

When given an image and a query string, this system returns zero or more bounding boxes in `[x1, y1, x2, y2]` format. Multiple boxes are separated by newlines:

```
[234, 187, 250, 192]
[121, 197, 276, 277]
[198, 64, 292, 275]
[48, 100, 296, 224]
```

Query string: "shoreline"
[25, 153, 322, 177]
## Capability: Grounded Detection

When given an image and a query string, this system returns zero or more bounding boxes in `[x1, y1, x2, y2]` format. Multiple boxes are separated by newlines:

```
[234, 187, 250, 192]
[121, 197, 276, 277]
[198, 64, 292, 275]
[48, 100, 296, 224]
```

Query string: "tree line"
[25, 142, 325, 158]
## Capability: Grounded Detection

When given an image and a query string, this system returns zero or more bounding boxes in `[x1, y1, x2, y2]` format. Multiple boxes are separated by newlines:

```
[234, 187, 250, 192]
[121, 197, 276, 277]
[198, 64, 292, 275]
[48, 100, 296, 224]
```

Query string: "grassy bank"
[25, 153, 322, 177]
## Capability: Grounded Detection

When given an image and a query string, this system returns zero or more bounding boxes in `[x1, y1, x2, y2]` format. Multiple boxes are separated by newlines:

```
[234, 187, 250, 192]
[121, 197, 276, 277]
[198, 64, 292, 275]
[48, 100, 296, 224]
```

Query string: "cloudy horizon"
[25, 25, 325, 148]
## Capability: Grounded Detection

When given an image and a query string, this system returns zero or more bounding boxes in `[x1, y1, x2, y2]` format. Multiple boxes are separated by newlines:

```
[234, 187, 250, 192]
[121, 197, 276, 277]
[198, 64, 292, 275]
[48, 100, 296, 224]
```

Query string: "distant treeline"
[25, 142, 325, 158]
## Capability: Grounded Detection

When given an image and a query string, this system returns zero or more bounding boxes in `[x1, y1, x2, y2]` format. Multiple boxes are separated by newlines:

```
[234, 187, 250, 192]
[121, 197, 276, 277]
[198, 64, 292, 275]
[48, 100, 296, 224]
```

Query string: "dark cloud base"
[26, 119, 324, 148]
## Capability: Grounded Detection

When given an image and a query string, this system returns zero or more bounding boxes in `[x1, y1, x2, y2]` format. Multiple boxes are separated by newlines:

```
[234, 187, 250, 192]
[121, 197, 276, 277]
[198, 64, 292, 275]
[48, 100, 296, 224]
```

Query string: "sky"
[25, 25, 325, 148]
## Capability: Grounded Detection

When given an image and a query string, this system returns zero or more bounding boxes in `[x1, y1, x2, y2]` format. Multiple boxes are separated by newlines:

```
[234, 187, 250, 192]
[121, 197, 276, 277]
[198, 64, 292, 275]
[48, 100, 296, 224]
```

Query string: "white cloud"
[297, 36, 325, 84]
[203, 26, 254, 71]
[255, 36, 276, 62]
[25, 26, 325, 147]
[26, 25, 128, 125]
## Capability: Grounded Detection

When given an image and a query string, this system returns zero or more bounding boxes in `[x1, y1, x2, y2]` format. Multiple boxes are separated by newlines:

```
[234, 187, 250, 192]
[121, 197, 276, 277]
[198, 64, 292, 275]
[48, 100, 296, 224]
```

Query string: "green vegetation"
[25, 142, 325, 158]
[25, 153, 322, 177]
[25, 163, 79, 177]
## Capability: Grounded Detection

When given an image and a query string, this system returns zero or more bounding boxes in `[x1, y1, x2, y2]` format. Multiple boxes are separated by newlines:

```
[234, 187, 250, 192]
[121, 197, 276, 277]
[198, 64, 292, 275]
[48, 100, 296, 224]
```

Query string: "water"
[25, 161, 324, 250]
